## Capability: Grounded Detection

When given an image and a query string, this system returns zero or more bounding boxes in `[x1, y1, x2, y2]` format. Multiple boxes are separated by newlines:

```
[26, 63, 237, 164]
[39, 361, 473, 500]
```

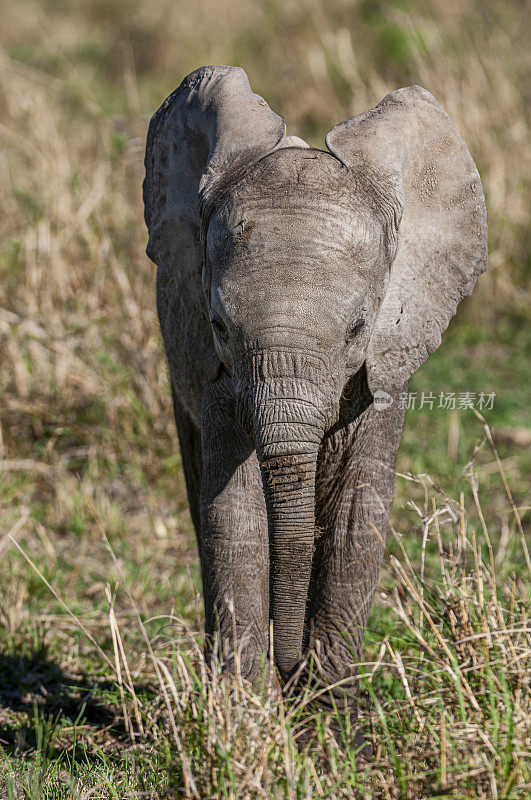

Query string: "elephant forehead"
[206, 147, 383, 262]
[207, 197, 381, 274]
[208, 199, 384, 337]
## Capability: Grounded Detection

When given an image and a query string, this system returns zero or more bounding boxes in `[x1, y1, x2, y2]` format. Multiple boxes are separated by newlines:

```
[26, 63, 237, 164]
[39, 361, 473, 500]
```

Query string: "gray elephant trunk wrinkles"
[259, 448, 319, 678]
[247, 368, 332, 677]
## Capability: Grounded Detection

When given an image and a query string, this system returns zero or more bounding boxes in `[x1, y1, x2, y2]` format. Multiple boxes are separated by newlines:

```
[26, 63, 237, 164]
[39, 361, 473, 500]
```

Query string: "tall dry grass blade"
[474, 409, 531, 574]
[113, 607, 145, 737]
[386, 640, 422, 727]
[469, 467, 497, 584]
[8, 535, 116, 675]
[106, 585, 135, 743]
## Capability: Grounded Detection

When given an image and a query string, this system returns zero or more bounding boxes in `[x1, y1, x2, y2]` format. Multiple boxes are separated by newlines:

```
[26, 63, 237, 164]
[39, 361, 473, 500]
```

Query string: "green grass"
[0, 0, 529, 796]
[1, 450, 529, 797]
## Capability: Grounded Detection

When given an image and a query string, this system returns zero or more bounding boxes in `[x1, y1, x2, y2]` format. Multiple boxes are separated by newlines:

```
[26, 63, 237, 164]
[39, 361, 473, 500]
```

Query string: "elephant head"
[143, 67, 487, 677]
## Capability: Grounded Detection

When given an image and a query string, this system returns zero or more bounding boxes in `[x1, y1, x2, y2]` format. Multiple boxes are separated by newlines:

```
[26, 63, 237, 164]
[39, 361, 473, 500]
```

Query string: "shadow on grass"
[0, 646, 146, 759]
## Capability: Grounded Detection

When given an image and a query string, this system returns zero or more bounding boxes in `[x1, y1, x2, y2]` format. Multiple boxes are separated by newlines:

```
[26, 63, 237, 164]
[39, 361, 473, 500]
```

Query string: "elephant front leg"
[304, 390, 406, 738]
[200, 377, 269, 682]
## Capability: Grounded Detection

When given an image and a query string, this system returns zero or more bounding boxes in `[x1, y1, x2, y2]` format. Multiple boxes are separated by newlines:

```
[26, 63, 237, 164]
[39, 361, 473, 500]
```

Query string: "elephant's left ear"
[326, 86, 488, 393]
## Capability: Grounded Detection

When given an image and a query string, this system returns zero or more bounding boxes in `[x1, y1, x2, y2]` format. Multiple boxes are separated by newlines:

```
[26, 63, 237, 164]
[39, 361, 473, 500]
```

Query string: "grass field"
[0, 0, 529, 797]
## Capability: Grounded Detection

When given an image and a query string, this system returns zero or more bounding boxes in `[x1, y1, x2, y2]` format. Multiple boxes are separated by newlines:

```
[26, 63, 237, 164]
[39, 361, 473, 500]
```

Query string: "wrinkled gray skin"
[143, 66, 487, 736]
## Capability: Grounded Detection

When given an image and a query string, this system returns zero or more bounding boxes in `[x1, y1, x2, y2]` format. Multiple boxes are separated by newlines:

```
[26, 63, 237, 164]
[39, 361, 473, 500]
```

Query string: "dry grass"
[0, 0, 529, 797]
[2, 423, 529, 798]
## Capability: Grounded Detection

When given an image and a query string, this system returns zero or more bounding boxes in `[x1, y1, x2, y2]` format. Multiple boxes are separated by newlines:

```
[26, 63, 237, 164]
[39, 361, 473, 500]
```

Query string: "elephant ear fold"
[143, 65, 286, 269]
[326, 86, 488, 393]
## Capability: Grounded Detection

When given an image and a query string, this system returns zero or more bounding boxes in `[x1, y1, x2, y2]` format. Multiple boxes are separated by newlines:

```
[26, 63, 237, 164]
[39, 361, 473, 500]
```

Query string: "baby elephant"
[143, 66, 487, 734]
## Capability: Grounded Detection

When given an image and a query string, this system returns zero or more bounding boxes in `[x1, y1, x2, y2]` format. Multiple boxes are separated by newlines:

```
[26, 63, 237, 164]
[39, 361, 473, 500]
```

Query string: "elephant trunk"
[259, 448, 318, 677]
[245, 367, 327, 678]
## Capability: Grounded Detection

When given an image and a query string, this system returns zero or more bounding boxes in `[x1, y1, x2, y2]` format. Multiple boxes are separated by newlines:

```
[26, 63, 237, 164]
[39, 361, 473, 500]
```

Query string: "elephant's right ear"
[143, 66, 286, 268]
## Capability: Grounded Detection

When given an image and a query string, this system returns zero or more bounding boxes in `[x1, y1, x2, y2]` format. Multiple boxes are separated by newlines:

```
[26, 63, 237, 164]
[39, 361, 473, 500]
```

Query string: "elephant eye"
[211, 315, 229, 343]
[345, 318, 365, 344]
